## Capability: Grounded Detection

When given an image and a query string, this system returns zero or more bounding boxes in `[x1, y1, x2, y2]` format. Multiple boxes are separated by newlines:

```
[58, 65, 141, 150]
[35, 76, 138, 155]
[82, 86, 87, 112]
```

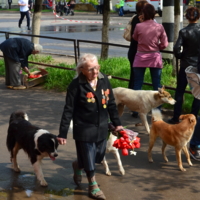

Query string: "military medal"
[102, 89, 110, 109]
[86, 92, 95, 103]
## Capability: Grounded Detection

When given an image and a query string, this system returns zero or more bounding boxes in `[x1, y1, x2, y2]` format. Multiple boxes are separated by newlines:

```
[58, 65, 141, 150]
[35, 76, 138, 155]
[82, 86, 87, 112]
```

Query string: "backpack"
[123, 15, 135, 42]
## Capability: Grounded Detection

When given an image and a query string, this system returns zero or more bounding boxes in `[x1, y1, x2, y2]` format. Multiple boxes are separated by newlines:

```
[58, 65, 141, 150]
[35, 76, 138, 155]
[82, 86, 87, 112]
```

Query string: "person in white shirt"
[18, 0, 31, 30]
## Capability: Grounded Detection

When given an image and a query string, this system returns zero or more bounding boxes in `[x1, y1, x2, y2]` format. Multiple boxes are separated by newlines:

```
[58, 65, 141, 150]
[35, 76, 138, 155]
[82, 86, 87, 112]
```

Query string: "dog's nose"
[54, 153, 58, 157]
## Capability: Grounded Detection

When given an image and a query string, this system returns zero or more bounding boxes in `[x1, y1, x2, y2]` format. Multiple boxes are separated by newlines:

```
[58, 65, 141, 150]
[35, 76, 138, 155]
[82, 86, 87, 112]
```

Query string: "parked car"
[123, 0, 163, 17]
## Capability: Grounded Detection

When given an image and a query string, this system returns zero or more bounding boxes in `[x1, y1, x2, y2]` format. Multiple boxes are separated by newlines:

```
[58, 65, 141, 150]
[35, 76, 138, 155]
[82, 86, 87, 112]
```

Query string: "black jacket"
[174, 23, 200, 69]
[58, 72, 121, 142]
[128, 15, 140, 64]
[0, 38, 34, 68]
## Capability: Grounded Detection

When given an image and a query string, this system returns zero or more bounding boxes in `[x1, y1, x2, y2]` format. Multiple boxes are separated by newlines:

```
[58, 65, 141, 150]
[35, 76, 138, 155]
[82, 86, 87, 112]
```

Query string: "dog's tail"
[9, 111, 29, 124]
[7, 111, 29, 152]
[151, 109, 163, 122]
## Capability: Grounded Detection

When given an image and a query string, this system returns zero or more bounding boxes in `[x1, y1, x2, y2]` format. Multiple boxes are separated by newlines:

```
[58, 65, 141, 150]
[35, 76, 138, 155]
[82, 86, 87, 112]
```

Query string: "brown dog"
[148, 109, 197, 172]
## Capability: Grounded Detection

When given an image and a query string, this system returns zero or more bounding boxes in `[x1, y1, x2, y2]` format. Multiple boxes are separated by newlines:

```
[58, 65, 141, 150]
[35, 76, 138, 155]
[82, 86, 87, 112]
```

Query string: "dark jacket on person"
[58, 72, 121, 142]
[128, 15, 140, 65]
[173, 23, 200, 69]
[0, 38, 34, 68]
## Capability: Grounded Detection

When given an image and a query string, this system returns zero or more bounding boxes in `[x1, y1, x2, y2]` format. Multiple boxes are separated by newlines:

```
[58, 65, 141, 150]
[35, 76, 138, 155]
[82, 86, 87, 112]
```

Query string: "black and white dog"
[7, 111, 59, 186]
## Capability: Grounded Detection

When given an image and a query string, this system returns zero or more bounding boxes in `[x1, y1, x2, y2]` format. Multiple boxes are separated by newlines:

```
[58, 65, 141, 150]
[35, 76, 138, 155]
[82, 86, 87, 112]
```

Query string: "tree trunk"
[32, 0, 43, 44]
[100, 0, 110, 60]
[172, 0, 181, 76]
[162, 0, 174, 61]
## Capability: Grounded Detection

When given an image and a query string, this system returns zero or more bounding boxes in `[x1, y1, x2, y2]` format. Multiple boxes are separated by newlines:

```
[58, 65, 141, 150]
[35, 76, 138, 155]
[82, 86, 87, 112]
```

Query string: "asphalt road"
[0, 11, 163, 59]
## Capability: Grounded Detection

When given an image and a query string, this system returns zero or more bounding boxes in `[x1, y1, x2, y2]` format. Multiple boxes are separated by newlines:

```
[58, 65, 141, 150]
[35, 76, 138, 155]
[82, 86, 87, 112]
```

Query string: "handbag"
[123, 15, 135, 42]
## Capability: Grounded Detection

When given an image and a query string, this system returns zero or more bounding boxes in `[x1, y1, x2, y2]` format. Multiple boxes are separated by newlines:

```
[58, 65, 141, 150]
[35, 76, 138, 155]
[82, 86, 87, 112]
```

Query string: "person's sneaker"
[27, 26, 31, 30]
[18, 23, 21, 28]
[167, 118, 179, 124]
[189, 146, 200, 161]
[13, 85, 26, 90]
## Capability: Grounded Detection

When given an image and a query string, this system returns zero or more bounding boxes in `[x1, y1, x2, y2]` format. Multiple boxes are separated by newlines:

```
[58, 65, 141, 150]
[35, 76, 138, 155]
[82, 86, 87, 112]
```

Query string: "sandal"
[72, 161, 82, 186]
[88, 181, 106, 200]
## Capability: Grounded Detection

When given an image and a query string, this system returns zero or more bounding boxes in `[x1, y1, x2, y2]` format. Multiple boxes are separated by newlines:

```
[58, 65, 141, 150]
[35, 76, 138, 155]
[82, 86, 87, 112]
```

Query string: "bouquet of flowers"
[112, 129, 141, 156]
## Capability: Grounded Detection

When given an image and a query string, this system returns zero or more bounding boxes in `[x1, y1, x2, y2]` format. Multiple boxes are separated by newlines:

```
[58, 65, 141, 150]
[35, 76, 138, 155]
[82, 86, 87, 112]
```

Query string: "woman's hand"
[115, 126, 124, 132]
[57, 137, 67, 145]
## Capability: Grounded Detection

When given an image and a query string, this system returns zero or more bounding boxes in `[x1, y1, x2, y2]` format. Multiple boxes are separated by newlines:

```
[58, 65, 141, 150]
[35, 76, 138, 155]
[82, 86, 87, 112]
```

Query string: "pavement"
[0, 75, 200, 200]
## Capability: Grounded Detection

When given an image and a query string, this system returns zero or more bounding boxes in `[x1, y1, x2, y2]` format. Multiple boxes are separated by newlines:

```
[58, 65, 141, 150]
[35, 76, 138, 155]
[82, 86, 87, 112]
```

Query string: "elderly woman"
[0, 38, 43, 90]
[132, 4, 168, 91]
[57, 53, 123, 200]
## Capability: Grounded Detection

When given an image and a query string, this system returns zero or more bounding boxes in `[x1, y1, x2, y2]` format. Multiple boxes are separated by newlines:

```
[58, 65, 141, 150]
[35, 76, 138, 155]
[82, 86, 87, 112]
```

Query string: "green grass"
[0, 56, 194, 112]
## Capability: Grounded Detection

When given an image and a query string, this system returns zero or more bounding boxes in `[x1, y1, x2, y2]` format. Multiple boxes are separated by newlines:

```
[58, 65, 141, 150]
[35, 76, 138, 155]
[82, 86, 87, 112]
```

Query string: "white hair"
[75, 53, 98, 76]
[34, 44, 43, 53]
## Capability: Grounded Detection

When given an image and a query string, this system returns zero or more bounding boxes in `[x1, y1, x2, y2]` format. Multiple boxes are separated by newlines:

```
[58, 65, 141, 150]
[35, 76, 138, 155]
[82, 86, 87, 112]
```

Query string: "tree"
[172, 0, 181, 76]
[32, 0, 43, 44]
[80, 0, 110, 59]
[101, 0, 110, 59]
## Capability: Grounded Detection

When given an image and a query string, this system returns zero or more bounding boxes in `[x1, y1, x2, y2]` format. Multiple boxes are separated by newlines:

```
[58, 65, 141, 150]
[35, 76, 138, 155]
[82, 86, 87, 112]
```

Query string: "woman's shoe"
[88, 189, 106, 200]
[6, 85, 13, 89]
[88, 182, 106, 200]
[72, 161, 82, 186]
[13, 85, 26, 90]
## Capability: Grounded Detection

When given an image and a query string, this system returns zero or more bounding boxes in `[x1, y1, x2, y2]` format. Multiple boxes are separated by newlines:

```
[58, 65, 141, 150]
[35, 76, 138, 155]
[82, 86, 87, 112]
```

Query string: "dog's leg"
[162, 141, 168, 162]
[12, 142, 21, 172]
[182, 146, 193, 166]
[139, 113, 150, 134]
[175, 148, 185, 172]
[33, 158, 48, 186]
[113, 150, 125, 175]
[148, 132, 157, 162]
[117, 103, 125, 117]
[102, 156, 111, 176]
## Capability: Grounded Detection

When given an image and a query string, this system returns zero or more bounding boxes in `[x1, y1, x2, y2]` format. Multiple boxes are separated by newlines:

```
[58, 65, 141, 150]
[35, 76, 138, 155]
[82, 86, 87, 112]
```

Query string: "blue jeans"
[133, 67, 162, 91]
[172, 67, 200, 121]
[190, 117, 200, 147]
[119, 6, 123, 16]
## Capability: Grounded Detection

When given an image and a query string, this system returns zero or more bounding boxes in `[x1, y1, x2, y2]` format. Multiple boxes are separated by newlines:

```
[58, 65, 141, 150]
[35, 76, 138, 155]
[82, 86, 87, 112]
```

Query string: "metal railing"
[0, 31, 191, 94]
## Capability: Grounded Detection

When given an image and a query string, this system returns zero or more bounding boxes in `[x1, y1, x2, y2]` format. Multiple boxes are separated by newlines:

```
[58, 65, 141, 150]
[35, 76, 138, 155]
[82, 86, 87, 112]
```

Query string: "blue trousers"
[190, 117, 200, 147]
[75, 139, 107, 171]
[119, 6, 124, 16]
[133, 67, 162, 91]
[172, 67, 200, 121]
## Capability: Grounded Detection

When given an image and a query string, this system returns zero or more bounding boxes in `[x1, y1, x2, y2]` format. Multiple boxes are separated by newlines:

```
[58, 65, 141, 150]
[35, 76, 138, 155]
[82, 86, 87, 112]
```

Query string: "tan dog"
[148, 109, 197, 172]
[113, 86, 176, 134]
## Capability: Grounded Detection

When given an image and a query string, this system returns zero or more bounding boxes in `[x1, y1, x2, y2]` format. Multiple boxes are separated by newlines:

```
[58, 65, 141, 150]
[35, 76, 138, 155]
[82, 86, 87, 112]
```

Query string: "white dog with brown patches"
[113, 86, 176, 134]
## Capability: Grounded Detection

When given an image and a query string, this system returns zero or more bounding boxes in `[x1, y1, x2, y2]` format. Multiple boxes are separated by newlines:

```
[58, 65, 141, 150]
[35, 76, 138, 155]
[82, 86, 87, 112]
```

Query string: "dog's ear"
[189, 115, 196, 124]
[158, 86, 165, 94]
[179, 115, 184, 120]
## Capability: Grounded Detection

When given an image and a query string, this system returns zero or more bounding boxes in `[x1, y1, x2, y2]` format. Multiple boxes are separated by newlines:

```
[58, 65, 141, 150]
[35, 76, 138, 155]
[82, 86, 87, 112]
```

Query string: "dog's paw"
[40, 179, 48, 186]
[188, 161, 193, 166]
[164, 157, 168, 163]
[13, 165, 21, 172]
[105, 170, 112, 176]
[180, 167, 186, 172]
[148, 158, 154, 163]
[119, 168, 125, 176]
